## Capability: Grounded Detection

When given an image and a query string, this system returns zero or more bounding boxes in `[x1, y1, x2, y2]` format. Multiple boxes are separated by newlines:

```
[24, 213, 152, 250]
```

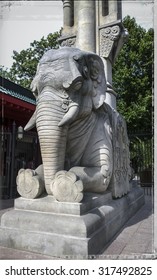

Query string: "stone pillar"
[10, 122, 16, 198]
[97, 0, 128, 109]
[62, 0, 73, 28]
[73, 0, 79, 27]
[59, 0, 76, 47]
[109, 0, 117, 13]
[109, 0, 122, 19]
[99, 22, 125, 108]
[76, 0, 96, 52]
[59, 0, 128, 109]
[103, 59, 117, 109]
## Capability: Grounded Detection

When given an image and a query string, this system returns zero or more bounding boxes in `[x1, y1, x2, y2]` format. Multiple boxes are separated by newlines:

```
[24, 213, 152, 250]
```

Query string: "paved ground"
[0, 195, 155, 259]
[99, 195, 154, 259]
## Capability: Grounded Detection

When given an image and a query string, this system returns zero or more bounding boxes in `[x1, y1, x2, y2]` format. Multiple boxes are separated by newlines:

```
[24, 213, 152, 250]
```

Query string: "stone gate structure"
[0, 0, 144, 258]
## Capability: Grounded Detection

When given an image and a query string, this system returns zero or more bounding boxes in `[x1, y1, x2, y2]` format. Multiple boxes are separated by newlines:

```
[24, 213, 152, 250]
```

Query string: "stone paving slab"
[0, 195, 154, 259]
[0, 246, 56, 260]
[100, 196, 154, 258]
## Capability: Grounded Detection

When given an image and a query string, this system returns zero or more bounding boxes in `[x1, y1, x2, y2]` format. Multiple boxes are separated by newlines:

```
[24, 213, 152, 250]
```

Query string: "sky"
[0, 0, 154, 69]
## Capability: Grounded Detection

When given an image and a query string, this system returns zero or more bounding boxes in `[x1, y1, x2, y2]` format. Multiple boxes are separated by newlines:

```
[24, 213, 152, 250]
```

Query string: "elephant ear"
[88, 55, 107, 109]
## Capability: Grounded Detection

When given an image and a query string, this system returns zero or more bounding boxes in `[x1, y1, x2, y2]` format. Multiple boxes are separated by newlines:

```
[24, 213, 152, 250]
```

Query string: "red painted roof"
[0, 76, 36, 127]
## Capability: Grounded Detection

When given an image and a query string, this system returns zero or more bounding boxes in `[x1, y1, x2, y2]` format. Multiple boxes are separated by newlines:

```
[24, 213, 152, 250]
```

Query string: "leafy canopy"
[113, 16, 153, 132]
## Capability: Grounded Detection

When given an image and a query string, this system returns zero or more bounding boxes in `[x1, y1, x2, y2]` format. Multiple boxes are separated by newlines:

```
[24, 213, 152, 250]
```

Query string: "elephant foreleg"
[69, 165, 111, 193]
[50, 114, 113, 202]
[50, 170, 83, 202]
[71, 114, 113, 193]
[49, 165, 110, 203]
[17, 164, 45, 199]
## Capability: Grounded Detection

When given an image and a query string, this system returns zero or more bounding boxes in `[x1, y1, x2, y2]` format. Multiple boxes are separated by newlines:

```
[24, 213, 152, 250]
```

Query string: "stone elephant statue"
[17, 47, 113, 203]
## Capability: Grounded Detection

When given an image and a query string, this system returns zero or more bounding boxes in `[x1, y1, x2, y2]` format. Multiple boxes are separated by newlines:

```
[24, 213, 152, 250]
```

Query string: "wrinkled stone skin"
[17, 47, 118, 202]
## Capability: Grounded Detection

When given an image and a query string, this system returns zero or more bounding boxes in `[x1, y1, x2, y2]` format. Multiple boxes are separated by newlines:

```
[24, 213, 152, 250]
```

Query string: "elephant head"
[25, 47, 107, 194]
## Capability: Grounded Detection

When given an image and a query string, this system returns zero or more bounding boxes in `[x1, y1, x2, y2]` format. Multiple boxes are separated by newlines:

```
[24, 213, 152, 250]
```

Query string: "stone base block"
[0, 187, 144, 258]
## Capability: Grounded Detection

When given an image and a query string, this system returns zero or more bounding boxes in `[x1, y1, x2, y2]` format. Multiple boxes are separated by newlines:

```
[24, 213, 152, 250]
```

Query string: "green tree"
[4, 31, 60, 89]
[0, 66, 12, 80]
[113, 16, 153, 132]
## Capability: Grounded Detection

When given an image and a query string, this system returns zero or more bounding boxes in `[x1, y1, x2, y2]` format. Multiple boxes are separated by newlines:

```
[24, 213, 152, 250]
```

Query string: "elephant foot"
[50, 171, 83, 203]
[17, 169, 45, 199]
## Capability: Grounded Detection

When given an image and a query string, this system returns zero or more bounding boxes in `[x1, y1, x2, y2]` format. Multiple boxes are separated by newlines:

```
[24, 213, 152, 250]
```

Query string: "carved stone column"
[62, 0, 73, 28]
[97, 0, 128, 109]
[99, 22, 127, 108]
[76, 0, 96, 52]
[109, 0, 122, 19]
[100, 25, 121, 58]
[59, 0, 76, 47]
[99, 20, 128, 109]
[59, 0, 128, 108]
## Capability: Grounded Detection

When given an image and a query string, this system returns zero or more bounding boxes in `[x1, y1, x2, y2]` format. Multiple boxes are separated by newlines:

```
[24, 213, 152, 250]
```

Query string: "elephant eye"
[73, 55, 79, 61]
[90, 61, 100, 80]
[83, 66, 89, 79]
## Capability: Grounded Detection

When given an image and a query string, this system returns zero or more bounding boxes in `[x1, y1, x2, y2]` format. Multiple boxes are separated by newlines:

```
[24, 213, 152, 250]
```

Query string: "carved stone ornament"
[17, 47, 131, 203]
[111, 111, 131, 197]
[61, 37, 76, 47]
[100, 25, 120, 58]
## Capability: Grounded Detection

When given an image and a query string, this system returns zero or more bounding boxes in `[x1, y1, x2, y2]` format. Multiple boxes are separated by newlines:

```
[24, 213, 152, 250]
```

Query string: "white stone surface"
[19, 47, 116, 202]
[0, 187, 144, 257]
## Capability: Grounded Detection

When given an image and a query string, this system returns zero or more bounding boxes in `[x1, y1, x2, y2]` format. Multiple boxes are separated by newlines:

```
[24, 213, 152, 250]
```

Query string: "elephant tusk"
[24, 110, 36, 131]
[58, 104, 79, 127]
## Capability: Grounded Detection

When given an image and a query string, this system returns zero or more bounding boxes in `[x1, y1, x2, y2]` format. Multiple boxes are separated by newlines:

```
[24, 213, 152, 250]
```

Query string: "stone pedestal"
[0, 186, 144, 258]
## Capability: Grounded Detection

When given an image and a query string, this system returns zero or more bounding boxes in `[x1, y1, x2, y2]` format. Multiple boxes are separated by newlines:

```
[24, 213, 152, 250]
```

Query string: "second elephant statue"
[17, 47, 129, 203]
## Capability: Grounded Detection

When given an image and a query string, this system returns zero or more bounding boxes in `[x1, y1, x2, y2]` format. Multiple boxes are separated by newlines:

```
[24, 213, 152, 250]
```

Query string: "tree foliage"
[113, 16, 153, 132]
[1, 32, 60, 89]
[0, 66, 11, 80]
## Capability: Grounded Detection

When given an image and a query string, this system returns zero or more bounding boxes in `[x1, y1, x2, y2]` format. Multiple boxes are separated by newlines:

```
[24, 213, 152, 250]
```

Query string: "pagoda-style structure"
[0, 76, 40, 198]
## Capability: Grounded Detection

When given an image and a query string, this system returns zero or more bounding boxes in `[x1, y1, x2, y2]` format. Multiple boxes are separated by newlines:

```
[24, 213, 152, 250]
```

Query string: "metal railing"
[128, 131, 153, 195]
[0, 123, 41, 198]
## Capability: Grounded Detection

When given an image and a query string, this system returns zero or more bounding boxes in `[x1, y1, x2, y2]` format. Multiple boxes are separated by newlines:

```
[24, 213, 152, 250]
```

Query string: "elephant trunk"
[36, 97, 68, 194]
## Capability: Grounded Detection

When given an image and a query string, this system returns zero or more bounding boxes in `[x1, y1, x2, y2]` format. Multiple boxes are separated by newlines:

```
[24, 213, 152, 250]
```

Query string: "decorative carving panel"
[111, 111, 131, 197]
[61, 37, 76, 47]
[100, 25, 120, 58]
